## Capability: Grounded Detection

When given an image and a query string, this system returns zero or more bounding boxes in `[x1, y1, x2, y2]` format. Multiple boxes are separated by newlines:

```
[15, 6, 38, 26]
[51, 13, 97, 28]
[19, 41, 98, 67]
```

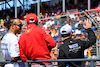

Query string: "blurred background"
[0, 0, 100, 66]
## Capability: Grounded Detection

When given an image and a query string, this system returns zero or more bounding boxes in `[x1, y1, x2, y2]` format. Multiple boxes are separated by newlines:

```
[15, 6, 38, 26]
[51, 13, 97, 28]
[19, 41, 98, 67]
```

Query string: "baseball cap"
[75, 29, 81, 35]
[40, 12, 42, 15]
[60, 24, 72, 34]
[26, 13, 38, 24]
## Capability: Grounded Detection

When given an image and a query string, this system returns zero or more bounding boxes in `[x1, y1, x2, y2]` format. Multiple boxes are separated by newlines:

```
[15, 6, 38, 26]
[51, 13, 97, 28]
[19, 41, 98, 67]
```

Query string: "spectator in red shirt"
[18, 13, 56, 67]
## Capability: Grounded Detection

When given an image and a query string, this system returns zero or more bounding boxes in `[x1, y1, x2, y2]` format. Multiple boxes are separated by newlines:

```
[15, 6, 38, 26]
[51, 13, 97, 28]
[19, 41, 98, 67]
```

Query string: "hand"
[83, 19, 92, 29]
[11, 56, 21, 61]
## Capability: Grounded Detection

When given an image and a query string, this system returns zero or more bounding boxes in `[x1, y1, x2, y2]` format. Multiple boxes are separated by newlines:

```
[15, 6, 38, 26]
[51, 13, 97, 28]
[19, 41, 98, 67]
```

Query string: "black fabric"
[58, 28, 96, 67]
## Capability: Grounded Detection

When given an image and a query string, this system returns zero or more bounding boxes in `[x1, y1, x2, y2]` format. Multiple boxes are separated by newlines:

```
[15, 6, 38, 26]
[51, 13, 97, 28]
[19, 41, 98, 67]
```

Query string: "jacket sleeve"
[82, 28, 96, 49]
[41, 27, 56, 49]
[18, 36, 28, 61]
[57, 47, 66, 67]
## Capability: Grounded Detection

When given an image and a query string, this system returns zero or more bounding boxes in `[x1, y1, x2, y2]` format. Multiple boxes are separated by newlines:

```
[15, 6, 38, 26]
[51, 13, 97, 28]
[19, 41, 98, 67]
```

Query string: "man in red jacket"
[18, 13, 56, 67]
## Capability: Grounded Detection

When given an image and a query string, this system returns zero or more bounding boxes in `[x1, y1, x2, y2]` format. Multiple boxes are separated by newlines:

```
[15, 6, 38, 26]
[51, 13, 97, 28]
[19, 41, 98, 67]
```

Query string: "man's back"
[58, 28, 96, 67]
[19, 23, 56, 65]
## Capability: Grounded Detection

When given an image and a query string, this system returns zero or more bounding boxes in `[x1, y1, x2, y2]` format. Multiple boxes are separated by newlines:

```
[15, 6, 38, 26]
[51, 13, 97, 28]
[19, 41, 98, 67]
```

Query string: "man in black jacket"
[58, 19, 96, 67]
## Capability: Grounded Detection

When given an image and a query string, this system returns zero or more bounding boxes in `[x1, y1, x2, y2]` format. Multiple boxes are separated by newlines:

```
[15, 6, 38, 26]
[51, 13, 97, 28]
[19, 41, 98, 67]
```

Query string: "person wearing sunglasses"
[1, 19, 25, 67]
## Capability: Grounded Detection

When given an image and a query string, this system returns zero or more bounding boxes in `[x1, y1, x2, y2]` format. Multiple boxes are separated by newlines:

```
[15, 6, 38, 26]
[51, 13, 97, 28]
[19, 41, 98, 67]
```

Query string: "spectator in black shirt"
[58, 19, 96, 67]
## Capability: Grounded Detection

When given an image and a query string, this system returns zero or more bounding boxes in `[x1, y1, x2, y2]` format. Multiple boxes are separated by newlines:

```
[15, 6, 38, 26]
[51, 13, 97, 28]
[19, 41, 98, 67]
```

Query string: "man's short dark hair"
[62, 34, 70, 37]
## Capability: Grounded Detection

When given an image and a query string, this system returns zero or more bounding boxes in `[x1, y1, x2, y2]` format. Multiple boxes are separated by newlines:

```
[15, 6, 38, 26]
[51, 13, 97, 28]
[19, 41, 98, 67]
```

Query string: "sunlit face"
[14, 24, 22, 33]
[13, 19, 23, 34]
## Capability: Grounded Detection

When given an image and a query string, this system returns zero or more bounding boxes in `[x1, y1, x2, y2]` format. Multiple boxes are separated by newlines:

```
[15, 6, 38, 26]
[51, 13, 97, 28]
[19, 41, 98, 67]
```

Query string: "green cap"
[1, 19, 3, 21]
[75, 15, 78, 17]
[22, 22, 24, 25]
[40, 13, 42, 15]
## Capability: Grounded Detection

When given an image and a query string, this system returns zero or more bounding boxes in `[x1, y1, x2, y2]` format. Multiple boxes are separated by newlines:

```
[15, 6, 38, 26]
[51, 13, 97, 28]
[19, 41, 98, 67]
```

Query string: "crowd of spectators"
[38, 11, 100, 66]
[0, 0, 100, 19]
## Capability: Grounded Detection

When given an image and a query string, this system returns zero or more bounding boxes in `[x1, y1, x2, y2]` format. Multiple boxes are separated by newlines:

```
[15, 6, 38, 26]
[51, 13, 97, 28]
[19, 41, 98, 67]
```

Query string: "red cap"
[26, 13, 38, 23]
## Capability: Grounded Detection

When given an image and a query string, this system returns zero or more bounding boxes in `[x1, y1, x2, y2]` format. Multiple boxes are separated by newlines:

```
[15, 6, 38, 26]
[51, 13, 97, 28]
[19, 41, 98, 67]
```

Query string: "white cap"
[60, 24, 72, 34]
[0, 28, 4, 32]
[75, 29, 81, 35]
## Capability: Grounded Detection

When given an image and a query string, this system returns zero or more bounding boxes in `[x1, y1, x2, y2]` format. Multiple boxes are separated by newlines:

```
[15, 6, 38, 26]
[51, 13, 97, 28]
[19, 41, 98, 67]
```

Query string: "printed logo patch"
[68, 43, 78, 48]
[68, 43, 81, 53]
[25, 27, 33, 34]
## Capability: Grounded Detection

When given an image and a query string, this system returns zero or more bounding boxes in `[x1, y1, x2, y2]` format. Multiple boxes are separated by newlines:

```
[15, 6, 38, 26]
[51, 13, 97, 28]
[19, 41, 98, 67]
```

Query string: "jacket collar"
[63, 37, 72, 43]
[27, 23, 37, 29]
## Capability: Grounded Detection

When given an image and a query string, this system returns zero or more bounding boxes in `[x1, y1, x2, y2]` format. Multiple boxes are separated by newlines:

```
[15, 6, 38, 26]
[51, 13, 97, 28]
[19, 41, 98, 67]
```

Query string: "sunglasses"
[14, 24, 23, 27]
[14, 24, 23, 30]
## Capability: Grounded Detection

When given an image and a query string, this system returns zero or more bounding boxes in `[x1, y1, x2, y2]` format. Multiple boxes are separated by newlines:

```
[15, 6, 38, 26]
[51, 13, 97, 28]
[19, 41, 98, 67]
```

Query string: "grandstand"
[0, 0, 100, 19]
[0, 0, 100, 67]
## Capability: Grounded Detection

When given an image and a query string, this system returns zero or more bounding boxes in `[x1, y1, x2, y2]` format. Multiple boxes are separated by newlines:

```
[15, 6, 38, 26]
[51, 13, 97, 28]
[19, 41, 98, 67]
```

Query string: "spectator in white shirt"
[1, 19, 24, 67]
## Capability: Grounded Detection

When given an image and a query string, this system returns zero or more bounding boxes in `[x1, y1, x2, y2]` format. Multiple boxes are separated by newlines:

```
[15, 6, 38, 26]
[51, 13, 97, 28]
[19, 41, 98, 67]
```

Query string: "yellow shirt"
[88, 47, 91, 57]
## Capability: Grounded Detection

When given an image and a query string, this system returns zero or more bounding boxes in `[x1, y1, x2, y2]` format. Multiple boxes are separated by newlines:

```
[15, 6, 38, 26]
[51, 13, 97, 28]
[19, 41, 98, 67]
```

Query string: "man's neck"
[63, 36, 71, 40]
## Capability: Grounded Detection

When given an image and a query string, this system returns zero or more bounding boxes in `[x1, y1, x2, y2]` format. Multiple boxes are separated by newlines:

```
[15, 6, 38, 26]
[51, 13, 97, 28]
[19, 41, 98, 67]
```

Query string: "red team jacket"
[18, 23, 56, 65]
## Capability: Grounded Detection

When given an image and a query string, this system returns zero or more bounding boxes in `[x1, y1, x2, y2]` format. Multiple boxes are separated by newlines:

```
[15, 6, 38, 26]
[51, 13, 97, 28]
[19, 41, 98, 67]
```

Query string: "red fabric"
[90, 7, 100, 14]
[26, 13, 38, 23]
[95, 7, 100, 13]
[18, 23, 56, 65]
[19, 15, 25, 20]
[70, 11, 80, 14]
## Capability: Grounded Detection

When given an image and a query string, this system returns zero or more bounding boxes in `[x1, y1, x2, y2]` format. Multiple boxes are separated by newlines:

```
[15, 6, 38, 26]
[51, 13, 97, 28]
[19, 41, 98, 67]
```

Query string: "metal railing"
[0, 59, 100, 67]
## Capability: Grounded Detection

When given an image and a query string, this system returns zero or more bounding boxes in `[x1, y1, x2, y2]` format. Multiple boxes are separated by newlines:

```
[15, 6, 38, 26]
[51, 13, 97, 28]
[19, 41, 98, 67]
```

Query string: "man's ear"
[70, 32, 72, 36]
[12, 26, 15, 29]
